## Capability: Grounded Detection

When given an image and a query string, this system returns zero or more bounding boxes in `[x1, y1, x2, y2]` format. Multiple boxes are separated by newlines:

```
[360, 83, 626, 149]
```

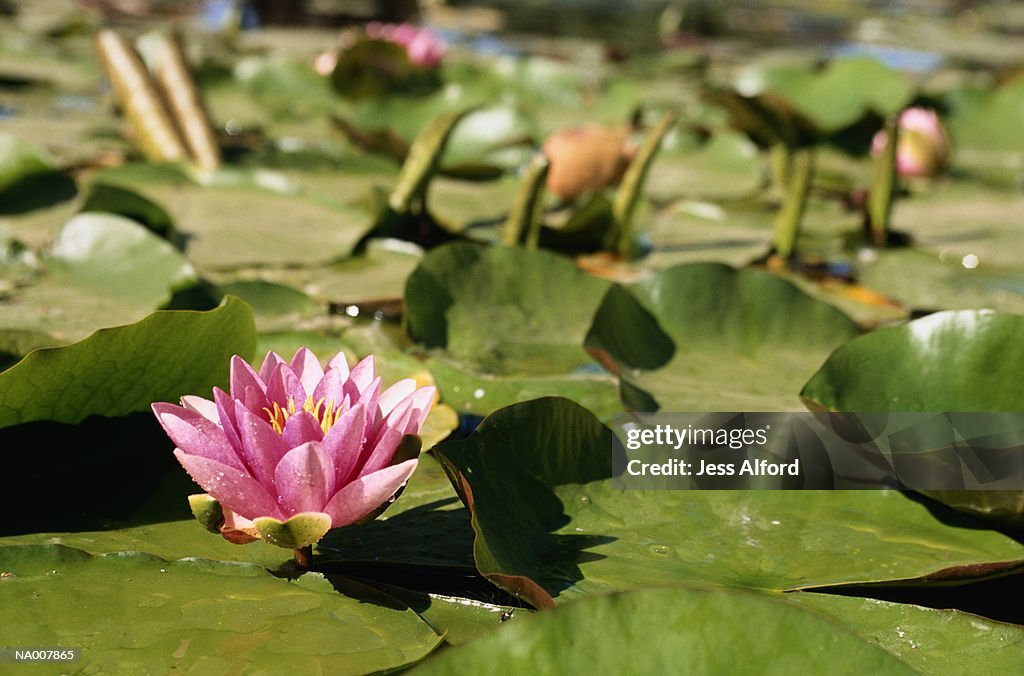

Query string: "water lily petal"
[379, 378, 417, 417]
[358, 424, 405, 477]
[230, 355, 265, 399]
[282, 409, 324, 446]
[234, 401, 290, 491]
[153, 403, 245, 471]
[327, 351, 350, 381]
[213, 386, 243, 451]
[174, 450, 284, 521]
[396, 386, 435, 430]
[274, 441, 335, 516]
[265, 361, 305, 407]
[352, 377, 382, 432]
[347, 355, 377, 396]
[323, 458, 418, 527]
[312, 367, 344, 410]
[324, 402, 368, 486]
[290, 347, 325, 396]
[259, 351, 286, 382]
[180, 395, 219, 423]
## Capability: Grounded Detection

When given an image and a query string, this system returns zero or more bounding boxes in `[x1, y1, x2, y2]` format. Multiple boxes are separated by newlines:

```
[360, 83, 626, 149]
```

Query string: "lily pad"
[0, 133, 77, 214]
[801, 310, 1024, 413]
[790, 593, 1024, 674]
[405, 242, 620, 415]
[79, 181, 177, 243]
[800, 310, 1024, 522]
[732, 56, 913, 137]
[95, 168, 374, 270]
[645, 130, 765, 203]
[585, 262, 861, 411]
[0, 296, 256, 428]
[412, 586, 914, 675]
[433, 398, 1024, 608]
[48, 212, 195, 304]
[0, 545, 442, 674]
[945, 78, 1024, 153]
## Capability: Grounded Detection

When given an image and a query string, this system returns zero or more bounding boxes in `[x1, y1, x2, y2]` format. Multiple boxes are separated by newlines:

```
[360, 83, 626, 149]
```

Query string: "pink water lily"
[871, 106, 951, 178]
[152, 348, 434, 551]
[365, 21, 446, 68]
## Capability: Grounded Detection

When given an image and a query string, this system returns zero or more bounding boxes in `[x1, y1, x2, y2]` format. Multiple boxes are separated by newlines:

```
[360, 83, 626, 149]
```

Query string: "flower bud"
[542, 124, 635, 202]
[871, 107, 950, 179]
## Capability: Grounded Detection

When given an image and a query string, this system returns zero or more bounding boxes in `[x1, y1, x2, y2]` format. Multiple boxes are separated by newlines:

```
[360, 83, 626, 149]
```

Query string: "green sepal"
[253, 512, 333, 549]
[187, 493, 224, 534]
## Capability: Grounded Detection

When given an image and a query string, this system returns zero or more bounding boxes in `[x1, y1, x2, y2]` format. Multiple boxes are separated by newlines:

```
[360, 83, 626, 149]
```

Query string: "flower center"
[265, 396, 342, 436]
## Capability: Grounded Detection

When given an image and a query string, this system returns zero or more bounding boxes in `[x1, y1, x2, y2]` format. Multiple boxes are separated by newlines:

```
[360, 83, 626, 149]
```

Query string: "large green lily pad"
[0, 545, 442, 674]
[585, 262, 861, 411]
[48, 212, 195, 303]
[0, 296, 255, 428]
[731, 56, 912, 136]
[801, 310, 1024, 413]
[412, 586, 915, 675]
[95, 167, 374, 270]
[405, 242, 620, 415]
[790, 592, 1024, 675]
[433, 398, 1024, 608]
[800, 309, 1024, 522]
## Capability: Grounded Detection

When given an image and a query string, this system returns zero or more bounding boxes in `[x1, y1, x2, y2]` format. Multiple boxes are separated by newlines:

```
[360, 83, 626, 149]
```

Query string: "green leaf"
[946, 78, 1024, 152]
[216, 279, 316, 332]
[404, 243, 620, 415]
[800, 309, 1024, 522]
[0, 133, 77, 214]
[95, 170, 374, 269]
[48, 212, 195, 305]
[79, 182, 177, 243]
[734, 57, 913, 135]
[644, 130, 765, 202]
[406, 243, 609, 374]
[801, 310, 1024, 412]
[0, 296, 256, 428]
[0, 545, 442, 674]
[426, 356, 622, 421]
[433, 398, 1024, 607]
[412, 586, 915, 675]
[442, 105, 536, 173]
[790, 593, 1024, 675]
[586, 262, 861, 411]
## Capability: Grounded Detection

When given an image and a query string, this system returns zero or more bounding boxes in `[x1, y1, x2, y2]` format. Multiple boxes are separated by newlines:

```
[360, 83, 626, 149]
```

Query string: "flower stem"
[613, 109, 677, 258]
[868, 113, 900, 247]
[502, 152, 550, 249]
[294, 545, 313, 569]
[771, 146, 815, 260]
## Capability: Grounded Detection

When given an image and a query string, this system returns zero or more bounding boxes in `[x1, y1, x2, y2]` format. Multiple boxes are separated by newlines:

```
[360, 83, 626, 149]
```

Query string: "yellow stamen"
[263, 396, 343, 436]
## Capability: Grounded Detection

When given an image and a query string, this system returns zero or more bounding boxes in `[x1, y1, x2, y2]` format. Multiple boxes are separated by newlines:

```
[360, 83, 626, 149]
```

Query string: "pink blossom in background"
[366, 21, 447, 68]
[871, 106, 951, 178]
